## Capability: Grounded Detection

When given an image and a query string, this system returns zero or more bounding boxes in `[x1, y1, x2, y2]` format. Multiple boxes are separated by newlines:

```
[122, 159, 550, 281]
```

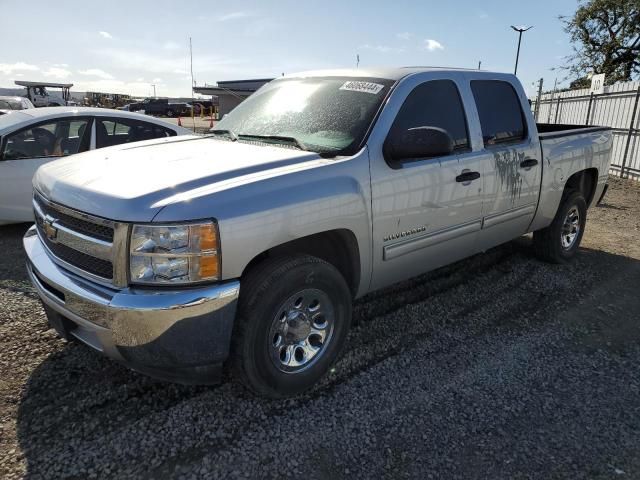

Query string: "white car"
[0, 96, 35, 115]
[0, 107, 192, 224]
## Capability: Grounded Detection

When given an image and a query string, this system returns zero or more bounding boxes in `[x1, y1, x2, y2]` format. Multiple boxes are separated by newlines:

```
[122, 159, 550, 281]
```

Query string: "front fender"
[153, 150, 373, 296]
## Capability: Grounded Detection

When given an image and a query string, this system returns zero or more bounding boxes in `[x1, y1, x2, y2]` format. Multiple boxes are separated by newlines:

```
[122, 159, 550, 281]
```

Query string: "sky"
[0, 0, 582, 98]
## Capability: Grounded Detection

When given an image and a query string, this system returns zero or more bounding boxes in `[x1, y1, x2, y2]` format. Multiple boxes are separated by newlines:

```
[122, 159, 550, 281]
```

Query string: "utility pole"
[478, 60, 482, 70]
[356, 54, 360, 68]
[546, 77, 558, 123]
[151, 84, 156, 97]
[533, 77, 543, 121]
[510, 25, 533, 75]
[189, 37, 195, 89]
[189, 36, 196, 133]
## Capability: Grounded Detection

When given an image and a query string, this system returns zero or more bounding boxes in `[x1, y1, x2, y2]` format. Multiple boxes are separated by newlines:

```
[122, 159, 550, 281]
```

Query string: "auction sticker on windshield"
[339, 81, 385, 94]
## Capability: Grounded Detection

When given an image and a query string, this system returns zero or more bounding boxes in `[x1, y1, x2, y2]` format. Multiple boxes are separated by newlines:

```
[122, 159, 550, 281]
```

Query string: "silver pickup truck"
[23, 67, 612, 397]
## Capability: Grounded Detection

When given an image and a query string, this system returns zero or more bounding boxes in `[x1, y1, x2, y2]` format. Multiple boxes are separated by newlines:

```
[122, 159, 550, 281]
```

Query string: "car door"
[0, 116, 91, 223]
[467, 78, 541, 250]
[368, 76, 485, 291]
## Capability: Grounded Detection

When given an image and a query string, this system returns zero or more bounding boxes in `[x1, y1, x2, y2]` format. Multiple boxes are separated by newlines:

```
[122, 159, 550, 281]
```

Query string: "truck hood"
[34, 135, 327, 222]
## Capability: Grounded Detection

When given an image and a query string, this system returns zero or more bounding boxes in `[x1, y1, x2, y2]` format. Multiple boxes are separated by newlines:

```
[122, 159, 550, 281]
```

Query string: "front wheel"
[232, 254, 352, 398]
[533, 191, 587, 263]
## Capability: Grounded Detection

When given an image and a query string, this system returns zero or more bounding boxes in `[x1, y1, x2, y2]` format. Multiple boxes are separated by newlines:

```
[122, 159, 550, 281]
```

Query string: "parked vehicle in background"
[129, 98, 191, 117]
[23, 68, 612, 397]
[192, 100, 216, 116]
[0, 96, 35, 115]
[83, 92, 132, 109]
[15, 81, 72, 107]
[0, 107, 192, 224]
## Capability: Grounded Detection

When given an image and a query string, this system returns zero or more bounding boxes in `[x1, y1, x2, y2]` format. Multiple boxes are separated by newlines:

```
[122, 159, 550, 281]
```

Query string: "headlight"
[129, 221, 220, 284]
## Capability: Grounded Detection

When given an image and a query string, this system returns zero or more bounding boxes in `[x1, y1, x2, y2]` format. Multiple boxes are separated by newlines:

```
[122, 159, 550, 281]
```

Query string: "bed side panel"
[529, 129, 612, 232]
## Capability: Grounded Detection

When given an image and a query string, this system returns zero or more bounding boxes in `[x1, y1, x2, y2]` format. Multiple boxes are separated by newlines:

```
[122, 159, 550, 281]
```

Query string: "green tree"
[561, 0, 640, 85]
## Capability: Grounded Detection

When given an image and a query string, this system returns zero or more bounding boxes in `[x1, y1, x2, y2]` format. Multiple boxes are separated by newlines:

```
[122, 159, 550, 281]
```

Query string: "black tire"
[166, 109, 175, 117]
[232, 254, 352, 398]
[533, 190, 587, 263]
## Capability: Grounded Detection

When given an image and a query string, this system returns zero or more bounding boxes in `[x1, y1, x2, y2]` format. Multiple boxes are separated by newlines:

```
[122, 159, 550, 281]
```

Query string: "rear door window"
[96, 118, 176, 148]
[471, 80, 527, 146]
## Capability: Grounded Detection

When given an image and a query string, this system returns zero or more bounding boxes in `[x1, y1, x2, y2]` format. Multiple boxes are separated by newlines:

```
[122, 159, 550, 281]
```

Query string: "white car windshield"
[213, 76, 394, 155]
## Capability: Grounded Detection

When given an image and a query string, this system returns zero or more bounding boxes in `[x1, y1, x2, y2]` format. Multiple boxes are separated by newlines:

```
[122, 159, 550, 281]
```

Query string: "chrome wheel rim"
[268, 288, 335, 374]
[561, 206, 580, 249]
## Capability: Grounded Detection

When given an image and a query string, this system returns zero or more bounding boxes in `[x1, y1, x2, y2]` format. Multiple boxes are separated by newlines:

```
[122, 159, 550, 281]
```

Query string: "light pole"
[511, 25, 533, 75]
[151, 84, 156, 97]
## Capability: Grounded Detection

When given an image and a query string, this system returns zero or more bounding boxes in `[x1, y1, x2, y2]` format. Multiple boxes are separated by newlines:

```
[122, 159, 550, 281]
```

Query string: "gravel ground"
[1, 177, 640, 479]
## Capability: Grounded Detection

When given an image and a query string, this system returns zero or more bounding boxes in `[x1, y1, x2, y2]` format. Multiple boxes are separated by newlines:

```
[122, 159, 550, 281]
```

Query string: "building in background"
[193, 78, 272, 117]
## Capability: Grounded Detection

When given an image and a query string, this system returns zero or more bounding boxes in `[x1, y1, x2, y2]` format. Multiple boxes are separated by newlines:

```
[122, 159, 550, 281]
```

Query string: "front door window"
[1, 118, 91, 160]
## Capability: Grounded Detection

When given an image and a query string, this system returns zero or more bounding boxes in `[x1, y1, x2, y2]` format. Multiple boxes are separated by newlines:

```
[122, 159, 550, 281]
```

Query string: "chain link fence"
[531, 80, 640, 181]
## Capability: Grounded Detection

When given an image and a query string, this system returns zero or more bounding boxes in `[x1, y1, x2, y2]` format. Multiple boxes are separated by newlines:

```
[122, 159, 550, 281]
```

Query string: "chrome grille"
[36, 197, 114, 242]
[36, 225, 114, 278]
[33, 191, 129, 287]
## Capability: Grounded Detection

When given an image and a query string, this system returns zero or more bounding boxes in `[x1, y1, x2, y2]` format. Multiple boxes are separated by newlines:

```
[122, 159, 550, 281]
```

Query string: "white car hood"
[34, 135, 326, 222]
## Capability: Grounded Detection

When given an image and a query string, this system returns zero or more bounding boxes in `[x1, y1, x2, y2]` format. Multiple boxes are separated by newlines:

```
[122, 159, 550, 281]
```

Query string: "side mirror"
[384, 126, 454, 164]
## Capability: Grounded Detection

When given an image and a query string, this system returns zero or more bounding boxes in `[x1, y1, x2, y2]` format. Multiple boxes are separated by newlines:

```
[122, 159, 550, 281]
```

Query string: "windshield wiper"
[237, 134, 309, 151]
[208, 129, 238, 141]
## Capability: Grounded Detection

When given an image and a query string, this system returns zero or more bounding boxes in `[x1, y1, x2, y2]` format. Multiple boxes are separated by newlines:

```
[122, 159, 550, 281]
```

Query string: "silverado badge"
[383, 225, 427, 242]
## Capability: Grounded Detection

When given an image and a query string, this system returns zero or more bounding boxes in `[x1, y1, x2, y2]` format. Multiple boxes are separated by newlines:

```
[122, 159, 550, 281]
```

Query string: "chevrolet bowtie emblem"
[43, 216, 58, 242]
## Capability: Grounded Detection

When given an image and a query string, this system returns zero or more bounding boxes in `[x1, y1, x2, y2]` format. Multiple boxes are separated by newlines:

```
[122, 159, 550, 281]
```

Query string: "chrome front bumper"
[24, 225, 240, 384]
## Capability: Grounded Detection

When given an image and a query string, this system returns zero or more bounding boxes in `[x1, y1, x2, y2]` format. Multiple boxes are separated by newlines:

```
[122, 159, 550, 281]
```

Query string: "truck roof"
[285, 66, 504, 81]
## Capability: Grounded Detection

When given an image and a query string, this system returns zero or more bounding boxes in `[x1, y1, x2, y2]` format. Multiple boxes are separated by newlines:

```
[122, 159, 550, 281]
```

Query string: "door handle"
[520, 158, 538, 169]
[455, 170, 481, 183]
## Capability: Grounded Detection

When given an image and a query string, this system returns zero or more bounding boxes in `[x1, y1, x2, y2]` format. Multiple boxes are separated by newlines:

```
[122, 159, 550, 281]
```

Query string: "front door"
[0, 117, 92, 223]
[369, 78, 485, 291]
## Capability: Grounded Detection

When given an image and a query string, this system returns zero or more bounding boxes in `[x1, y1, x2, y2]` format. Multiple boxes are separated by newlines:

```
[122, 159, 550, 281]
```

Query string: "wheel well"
[564, 168, 598, 205]
[241, 229, 361, 297]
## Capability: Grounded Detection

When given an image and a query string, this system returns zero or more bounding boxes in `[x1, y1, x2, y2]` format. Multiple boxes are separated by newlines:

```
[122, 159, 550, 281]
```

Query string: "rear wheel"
[533, 191, 587, 263]
[232, 254, 352, 398]
[166, 109, 175, 117]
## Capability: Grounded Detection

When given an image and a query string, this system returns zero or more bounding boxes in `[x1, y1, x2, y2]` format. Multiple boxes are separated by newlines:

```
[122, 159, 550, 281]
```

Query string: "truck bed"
[536, 123, 611, 139]
[528, 122, 613, 233]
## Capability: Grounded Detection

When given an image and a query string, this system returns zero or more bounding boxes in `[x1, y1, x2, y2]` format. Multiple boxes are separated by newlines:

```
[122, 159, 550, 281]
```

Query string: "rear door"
[369, 75, 485, 290]
[0, 116, 91, 222]
[468, 78, 541, 250]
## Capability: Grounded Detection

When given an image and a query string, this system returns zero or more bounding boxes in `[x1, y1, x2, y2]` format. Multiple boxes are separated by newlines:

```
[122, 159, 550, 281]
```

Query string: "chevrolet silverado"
[23, 67, 612, 397]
